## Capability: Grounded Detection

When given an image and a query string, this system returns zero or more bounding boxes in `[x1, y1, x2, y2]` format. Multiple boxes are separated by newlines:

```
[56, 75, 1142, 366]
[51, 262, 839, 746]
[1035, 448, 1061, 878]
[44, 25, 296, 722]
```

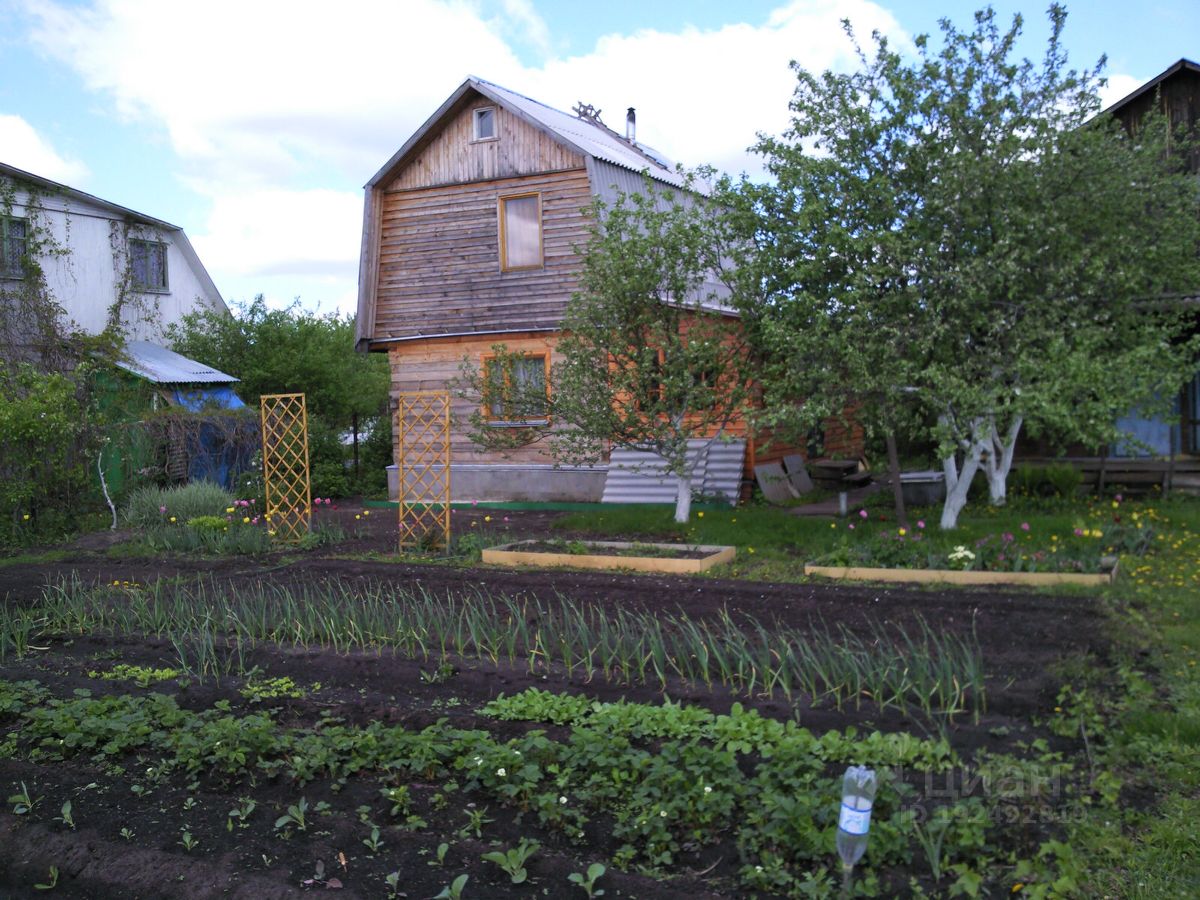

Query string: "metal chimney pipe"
[626, 107, 636, 142]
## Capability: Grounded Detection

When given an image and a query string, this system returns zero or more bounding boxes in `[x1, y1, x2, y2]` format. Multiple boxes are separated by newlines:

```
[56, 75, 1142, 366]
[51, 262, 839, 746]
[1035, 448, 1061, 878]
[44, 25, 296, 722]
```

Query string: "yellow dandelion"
[225, 506, 235, 513]
[355, 514, 361, 520]
[363, 510, 370, 517]
[169, 516, 177, 523]
[898, 528, 907, 536]
[698, 511, 704, 518]
[22, 514, 30, 521]
[484, 515, 492, 522]
[242, 517, 250, 524]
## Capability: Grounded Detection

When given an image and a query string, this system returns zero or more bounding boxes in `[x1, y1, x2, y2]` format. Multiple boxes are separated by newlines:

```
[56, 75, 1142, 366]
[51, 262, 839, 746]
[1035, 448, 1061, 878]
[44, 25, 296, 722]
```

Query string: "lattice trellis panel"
[397, 391, 451, 551]
[260, 393, 312, 543]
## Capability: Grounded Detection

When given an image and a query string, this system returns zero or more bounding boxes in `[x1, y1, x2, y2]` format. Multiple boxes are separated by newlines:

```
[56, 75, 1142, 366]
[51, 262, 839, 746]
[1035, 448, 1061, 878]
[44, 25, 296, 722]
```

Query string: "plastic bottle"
[836, 765, 877, 874]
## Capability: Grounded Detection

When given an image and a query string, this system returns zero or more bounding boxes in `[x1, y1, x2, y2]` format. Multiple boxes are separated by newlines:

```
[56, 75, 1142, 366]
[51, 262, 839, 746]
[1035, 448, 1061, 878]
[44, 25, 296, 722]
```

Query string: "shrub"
[1011, 463, 1083, 499]
[124, 482, 233, 529]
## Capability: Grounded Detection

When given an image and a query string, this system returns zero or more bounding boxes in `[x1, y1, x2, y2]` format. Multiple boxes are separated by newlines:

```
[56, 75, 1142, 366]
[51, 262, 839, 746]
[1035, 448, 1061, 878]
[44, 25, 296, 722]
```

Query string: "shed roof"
[116, 341, 239, 385]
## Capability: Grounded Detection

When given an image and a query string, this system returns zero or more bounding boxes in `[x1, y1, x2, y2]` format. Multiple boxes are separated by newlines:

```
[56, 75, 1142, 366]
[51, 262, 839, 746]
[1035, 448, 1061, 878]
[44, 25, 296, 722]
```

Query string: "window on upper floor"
[484, 352, 549, 424]
[472, 106, 497, 141]
[130, 239, 169, 292]
[1, 216, 28, 279]
[499, 193, 542, 271]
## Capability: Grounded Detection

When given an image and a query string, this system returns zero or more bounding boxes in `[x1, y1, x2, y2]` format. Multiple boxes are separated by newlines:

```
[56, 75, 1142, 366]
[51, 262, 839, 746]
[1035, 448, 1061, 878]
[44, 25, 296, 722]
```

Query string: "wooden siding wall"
[1113, 67, 1200, 174]
[389, 333, 567, 467]
[389, 96, 586, 191]
[375, 169, 592, 340]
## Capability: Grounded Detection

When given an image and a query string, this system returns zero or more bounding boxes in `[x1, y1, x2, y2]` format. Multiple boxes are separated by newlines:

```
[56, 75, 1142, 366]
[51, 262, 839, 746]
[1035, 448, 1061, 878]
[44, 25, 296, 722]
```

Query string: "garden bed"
[482, 539, 735, 574]
[0, 540, 1112, 898]
[804, 559, 1118, 587]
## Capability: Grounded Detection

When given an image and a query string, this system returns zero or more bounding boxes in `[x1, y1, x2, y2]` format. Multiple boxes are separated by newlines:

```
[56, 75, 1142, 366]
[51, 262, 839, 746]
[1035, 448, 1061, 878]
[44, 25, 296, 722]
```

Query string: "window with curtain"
[499, 193, 542, 270]
[484, 353, 548, 423]
[1, 216, 27, 279]
[130, 239, 169, 291]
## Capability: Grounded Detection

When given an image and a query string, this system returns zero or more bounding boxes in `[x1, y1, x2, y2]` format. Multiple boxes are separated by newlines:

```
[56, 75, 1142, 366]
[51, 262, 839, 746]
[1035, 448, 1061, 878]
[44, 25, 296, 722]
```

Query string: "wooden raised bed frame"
[803, 563, 1117, 588]
[483, 540, 735, 574]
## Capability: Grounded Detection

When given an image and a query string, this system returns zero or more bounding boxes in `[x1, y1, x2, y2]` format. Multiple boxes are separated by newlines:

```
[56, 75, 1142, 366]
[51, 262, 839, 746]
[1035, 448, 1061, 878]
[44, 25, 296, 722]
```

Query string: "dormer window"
[472, 106, 497, 141]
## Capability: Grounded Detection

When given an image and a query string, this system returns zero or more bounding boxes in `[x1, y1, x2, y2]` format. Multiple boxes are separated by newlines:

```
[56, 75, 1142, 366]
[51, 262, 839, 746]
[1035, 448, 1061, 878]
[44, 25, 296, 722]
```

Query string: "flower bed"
[482, 539, 735, 574]
[806, 499, 1150, 586]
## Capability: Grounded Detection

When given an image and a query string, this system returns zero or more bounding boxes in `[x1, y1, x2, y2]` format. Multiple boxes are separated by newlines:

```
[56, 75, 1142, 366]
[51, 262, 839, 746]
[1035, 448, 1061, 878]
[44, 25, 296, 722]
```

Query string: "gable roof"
[1102, 58, 1200, 116]
[0, 161, 226, 313]
[365, 76, 687, 191]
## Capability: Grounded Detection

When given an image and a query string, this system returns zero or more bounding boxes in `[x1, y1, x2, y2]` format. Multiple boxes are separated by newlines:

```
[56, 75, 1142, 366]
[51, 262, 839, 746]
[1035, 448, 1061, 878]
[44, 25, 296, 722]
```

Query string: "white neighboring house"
[0, 161, 226, 340]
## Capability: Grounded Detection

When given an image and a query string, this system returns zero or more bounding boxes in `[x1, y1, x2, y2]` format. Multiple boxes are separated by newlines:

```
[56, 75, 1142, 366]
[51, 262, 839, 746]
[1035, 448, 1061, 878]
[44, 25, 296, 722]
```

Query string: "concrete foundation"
[387, 463, 606, 503]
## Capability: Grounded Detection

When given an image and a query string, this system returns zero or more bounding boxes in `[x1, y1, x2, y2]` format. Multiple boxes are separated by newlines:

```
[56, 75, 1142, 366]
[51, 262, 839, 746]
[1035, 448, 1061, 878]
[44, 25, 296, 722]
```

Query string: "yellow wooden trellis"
[260, 393, 312, 543]
[396, 391, 451, 551]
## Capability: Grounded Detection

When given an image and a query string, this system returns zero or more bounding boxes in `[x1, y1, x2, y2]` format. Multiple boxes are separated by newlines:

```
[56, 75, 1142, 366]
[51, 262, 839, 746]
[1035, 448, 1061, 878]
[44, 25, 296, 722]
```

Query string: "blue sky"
[1, 0, 1195, 316]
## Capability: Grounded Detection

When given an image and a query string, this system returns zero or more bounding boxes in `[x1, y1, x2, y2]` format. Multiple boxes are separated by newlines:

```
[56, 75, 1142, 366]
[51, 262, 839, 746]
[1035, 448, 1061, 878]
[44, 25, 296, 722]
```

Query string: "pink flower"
[916, 520, 925, 529]
[1020, 522, 1030, 532]
[848, 523, 855, 530]
[858, 509, 868, 519]
[1002, 532, 1014, 543]
[503, 516, 510, 523]
[1114, 493, 1123, 503]
[159, 505, 167, 514]
[1073, 527, 1084, 537]
[471, 500, 478, 507]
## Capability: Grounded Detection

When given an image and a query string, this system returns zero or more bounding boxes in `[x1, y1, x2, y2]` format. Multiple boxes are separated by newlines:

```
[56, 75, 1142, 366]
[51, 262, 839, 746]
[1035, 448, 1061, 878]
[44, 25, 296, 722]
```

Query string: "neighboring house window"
[472, 106, 497, 141]
[484, 353, 548, 424]
[130, 239, 169, 291]
[499, 193, 542, 271]
[1, 216, 27, 279]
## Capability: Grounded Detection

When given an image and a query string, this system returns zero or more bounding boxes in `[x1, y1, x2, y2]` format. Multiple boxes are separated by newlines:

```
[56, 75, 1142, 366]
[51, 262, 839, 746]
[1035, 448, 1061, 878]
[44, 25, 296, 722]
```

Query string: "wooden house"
[1106, 59, 1200, 459]
[355, 78, 861, 503]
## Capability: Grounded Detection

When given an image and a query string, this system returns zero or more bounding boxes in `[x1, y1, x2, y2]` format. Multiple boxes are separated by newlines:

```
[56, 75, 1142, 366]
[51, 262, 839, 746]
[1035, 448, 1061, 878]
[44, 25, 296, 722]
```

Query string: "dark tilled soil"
[0, 504, 1111, 898]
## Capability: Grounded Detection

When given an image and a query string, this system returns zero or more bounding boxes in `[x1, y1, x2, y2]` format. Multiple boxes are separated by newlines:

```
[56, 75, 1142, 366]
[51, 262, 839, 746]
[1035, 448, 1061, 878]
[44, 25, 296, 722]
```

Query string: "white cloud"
[1097, 72, 1145, 111]
[21, 0, 908, 306]
[0, 114, 89, 184]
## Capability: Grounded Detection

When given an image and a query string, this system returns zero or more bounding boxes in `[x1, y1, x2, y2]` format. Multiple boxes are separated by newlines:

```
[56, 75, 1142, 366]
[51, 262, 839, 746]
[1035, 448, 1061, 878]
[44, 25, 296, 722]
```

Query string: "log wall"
[374, 169, 592, 340]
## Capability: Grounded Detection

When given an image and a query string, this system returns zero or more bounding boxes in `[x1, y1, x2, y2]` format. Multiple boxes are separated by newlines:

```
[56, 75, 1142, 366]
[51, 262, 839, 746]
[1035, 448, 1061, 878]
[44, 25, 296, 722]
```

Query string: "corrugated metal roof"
[472, 79, 688, 190]
[601, 439, 745, 506]
[116, 341, 239, 385]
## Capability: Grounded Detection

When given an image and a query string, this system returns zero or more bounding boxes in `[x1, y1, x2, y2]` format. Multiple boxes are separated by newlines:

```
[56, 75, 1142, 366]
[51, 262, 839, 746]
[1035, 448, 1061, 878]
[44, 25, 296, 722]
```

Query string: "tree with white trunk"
[743, 5, 1200, 528]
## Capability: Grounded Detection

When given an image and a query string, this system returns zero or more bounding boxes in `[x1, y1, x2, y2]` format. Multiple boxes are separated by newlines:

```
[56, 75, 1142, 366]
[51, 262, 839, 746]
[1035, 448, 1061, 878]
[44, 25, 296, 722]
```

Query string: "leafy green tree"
[459, 180, 753, 522]
[747, 5, 1200, 528]
[169, 296, 391, 495]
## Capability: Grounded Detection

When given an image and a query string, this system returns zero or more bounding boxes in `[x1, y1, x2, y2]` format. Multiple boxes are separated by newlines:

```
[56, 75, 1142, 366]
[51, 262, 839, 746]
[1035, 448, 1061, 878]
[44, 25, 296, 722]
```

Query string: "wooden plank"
[388, 98, 586, 191]
[803, 564, 1116, 587]
[483, 540, 735, 575]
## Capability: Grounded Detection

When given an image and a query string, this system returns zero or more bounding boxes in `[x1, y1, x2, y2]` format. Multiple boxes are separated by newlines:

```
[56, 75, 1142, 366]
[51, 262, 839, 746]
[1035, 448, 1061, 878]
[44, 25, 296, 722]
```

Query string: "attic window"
[130, 239, 169, 292]
[1, 216, 27, 279]
[472, 106, 497, 141]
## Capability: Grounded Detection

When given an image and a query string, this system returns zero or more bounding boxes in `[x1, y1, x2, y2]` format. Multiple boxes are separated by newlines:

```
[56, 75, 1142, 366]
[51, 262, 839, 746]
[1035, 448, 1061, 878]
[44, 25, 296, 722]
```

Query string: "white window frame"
[472, 106, 498, 142]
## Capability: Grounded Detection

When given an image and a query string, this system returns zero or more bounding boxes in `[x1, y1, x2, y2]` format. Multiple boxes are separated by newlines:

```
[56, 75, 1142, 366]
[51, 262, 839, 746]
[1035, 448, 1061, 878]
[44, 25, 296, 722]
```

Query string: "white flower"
[473, 756, 483, 766]
[496, 768, 506, 777]
[659, 809, 668, 817]
[703, 786, 713, 794]
[559, 796, 568, 805]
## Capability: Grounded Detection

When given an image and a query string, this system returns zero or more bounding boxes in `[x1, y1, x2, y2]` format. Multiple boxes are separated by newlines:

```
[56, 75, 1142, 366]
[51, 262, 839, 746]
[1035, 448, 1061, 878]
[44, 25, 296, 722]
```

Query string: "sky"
[1, 0, 1196, 317]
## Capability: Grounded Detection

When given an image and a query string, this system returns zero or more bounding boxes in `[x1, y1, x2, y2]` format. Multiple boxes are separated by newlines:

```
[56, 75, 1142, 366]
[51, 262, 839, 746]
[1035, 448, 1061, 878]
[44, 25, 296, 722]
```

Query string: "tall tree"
[459, 179, 753, 523]
[747, 5, 1200, 527]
